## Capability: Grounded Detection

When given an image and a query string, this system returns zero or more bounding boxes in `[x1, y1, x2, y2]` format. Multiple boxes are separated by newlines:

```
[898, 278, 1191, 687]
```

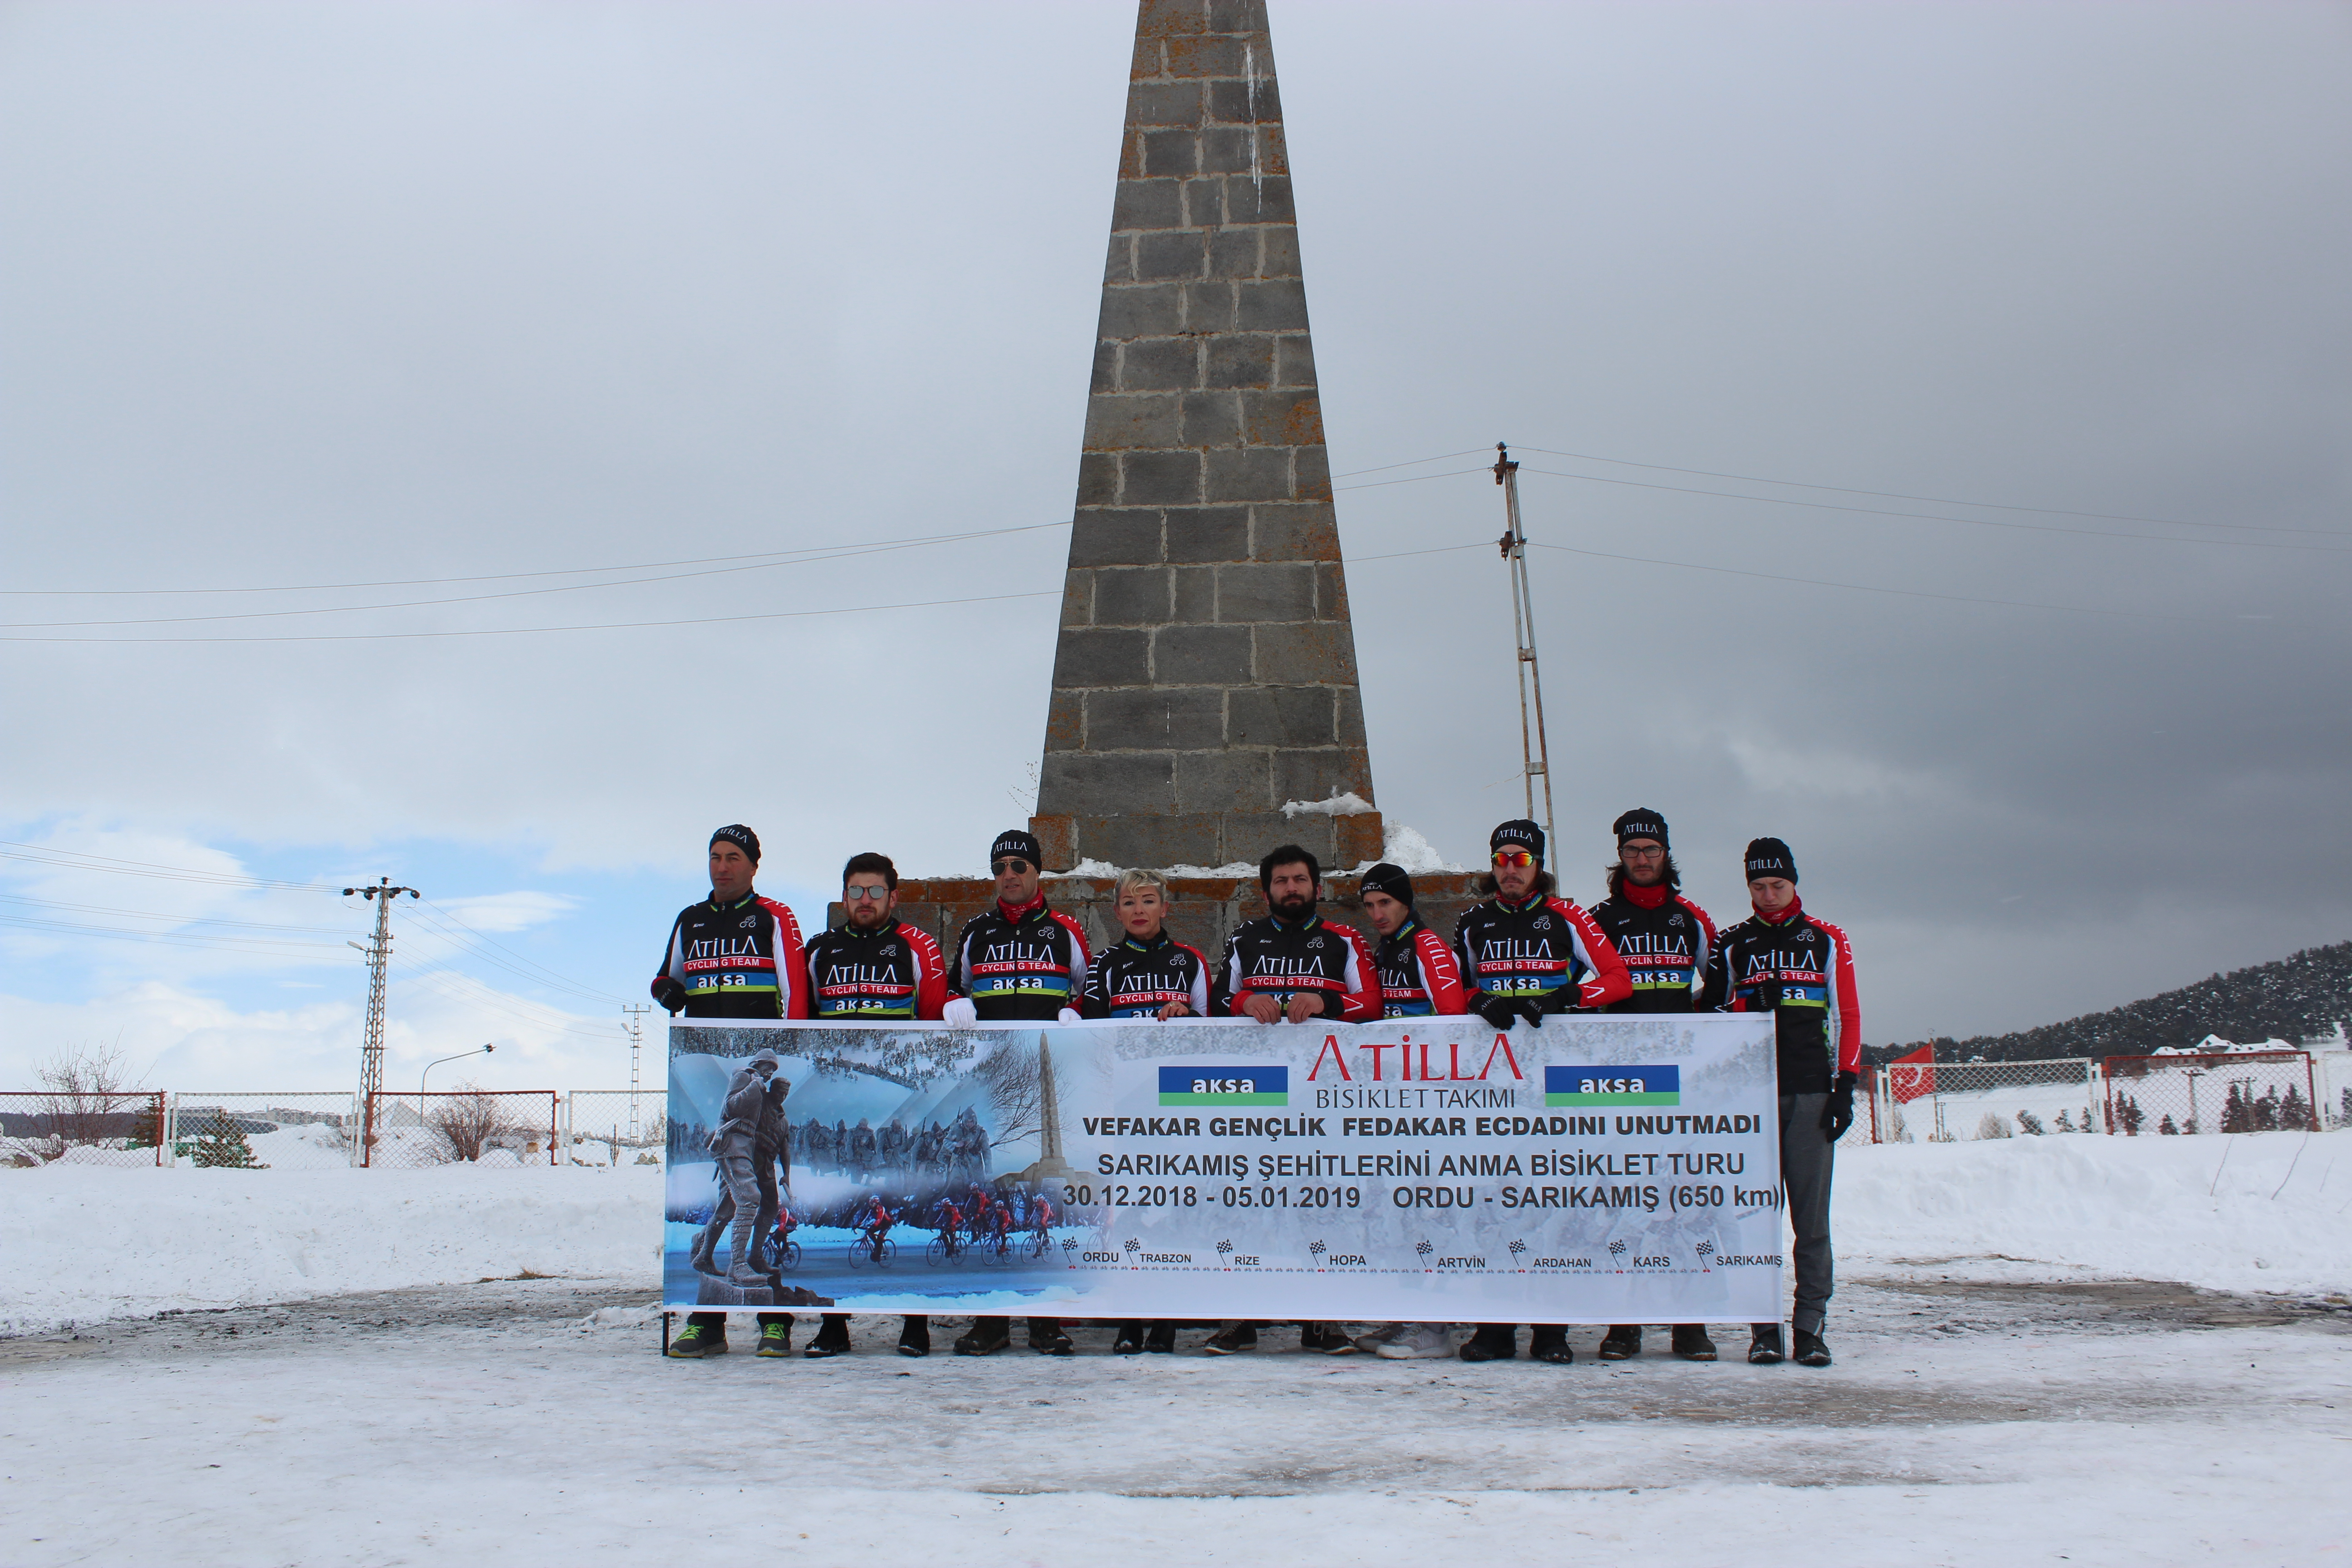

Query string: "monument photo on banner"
[665, 1014, 1784, 1323]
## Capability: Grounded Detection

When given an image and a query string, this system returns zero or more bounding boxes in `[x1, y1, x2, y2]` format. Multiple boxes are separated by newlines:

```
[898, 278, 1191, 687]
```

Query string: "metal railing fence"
[562, 1091, 667, 1166]
[166, 1093, 358, 1168]
[361, 1090, 560, 1168]
[0, 1090, 166, 1166]
[2100, 1051, 2320, 1136]
[1864, 1058, 2101, 1142]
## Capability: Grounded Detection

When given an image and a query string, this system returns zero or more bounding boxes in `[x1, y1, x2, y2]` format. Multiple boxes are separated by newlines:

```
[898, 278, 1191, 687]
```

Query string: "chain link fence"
[2100, 1051, 2321, 1136]
[1866, 1058, 2102, 1142]
[562, 1091, 667, 1166]
[360, 1090, 559, 1167]
[0, 1090, 166, 1166]
[166, 1093, 358, 1168]
[2312, 1051, 2352, 1131]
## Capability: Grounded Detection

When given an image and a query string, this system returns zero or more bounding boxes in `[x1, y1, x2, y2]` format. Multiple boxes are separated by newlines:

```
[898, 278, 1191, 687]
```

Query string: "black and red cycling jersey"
[945, 895, 1093, 1021]
[1081, 928, 1211, 1019]
[1450, 891, 1631, 1012]
[1587, 883, 1717, 1014]
[1372, 916, 1467, 1018]
[803, 919, 947, 1020]
[652, 891, 810, 1018]
[1700, 896, 1860, 1093]
[1209, 910, 1378, 1022]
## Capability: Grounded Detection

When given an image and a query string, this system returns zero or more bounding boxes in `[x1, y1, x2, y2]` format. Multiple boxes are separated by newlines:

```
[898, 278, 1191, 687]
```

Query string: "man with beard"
[1700, 838, 1860, 1369]
[1587, 809, 1720, 1365]
[1450, 819, 1631, 1367]
[940, 829, 1090, 1357]
[657, 826, 808, 1362]
[1203, 844, 1376, 1356]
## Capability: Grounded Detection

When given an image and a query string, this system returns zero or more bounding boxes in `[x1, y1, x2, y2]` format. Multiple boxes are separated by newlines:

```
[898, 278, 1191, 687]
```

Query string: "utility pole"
[622, 1003, 652, 1143]
[1493, 443, 1557, 860]
[342, 877, 419, 1167]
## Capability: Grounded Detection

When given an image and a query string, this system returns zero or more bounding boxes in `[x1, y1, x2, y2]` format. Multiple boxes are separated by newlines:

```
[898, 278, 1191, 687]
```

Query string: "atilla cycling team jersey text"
[652, 892, 810, 1019]
[1372, 918, 1467, 1017]
[1450, 892, 1631, 1010]
[1588, 885, 1716, 1014]
[802, 919, 946, 1020]
[1081, 929, 1211, 1019]
[1210, 912, 1378, 1022]
[1700, 897, 1860, 1093]
[945, 897, 1093, 1022]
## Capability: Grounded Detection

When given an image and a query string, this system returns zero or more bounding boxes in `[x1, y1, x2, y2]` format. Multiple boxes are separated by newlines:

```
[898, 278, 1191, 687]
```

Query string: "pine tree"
[2254, 1087, 2282, 1132]
[2221, 1083, 2249, 1134]
[2053, 1108, 2074, 1133]
[2157, 1113, 2178, 1135]
[2016, 1110, 2047, 1135]
[192, 1110, 268, 1169]
[2280, 1084, 2312, 1131]
[2117, 1095, 2146, 1136]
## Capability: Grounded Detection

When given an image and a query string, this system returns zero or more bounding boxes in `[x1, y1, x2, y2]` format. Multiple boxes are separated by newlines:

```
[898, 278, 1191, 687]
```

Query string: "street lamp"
[422, 1043, 495, 1100]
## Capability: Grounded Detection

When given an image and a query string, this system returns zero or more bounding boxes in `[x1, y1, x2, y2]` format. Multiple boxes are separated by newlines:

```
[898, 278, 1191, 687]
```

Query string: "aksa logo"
[1158, 1065, 1289, 1107]
[1544, 1065, 1681, 1107]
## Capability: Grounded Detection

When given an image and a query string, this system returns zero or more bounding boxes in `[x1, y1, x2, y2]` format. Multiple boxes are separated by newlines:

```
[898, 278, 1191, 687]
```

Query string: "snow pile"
[0, 1165, 662, 1335]
[1280, 790, 1375, 818]
[1367, 822, 1465, 875]
[1837, 1129, 2352, 1295]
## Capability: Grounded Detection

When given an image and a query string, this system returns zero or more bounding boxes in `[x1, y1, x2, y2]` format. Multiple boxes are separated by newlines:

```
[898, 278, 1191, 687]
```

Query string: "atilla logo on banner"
[1544, 1065, 1681, 1107]
[1159, 1066, 1289, 1107]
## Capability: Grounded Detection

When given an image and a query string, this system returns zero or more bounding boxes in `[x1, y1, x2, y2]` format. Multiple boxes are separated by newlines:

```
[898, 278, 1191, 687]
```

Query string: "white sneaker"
[1377, 1323, 1454, 1359]
[1352, 1322, 1406, 1354]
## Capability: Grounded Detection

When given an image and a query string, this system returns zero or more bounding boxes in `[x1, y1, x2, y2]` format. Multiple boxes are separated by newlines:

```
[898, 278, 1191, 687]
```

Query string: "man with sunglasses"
[1449, 818, 1630, 1365]
[1586, 809, 1721, 1365]
[800, 851, 946, 1358]
[939, 829, 1090, 1356]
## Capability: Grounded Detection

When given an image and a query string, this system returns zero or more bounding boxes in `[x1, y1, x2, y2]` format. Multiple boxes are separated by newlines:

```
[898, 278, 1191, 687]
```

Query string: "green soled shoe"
[666, 1323, 725, 1358]
[755, 1321, 792, 1357]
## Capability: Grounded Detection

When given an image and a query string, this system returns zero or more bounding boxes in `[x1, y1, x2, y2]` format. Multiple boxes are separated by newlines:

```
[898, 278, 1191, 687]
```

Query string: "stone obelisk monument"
[1027, 0, 1382, 877]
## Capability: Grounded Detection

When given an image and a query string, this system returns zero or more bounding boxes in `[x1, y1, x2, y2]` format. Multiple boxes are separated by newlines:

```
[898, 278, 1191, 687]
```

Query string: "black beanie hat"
[1490, 818, 1545, 863]
[710, 824, 761, 864]
[1743, 837, 1798, 884]
[1358, 862, 1415, 908]
[990, 829, 1043, 868]
[1613, 808, 1669, 849]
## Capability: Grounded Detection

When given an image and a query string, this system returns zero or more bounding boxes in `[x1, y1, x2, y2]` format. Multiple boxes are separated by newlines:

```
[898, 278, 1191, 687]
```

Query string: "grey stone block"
[1275, 333, 1316, 387]
[1137, 0, 1210, 39]
[1092, 565, 1173, 626]
[1206, 0, 1270, 34]
[1173, 564, 1216, 622]
[1098, 283, 1183, 340]
[1222, 811, 1335, 869]
[1153, 624, 1253, 684]
[1118, 337, 1199, 392]
[1226, 686, 1336, 748]
[1044, 688, 1084, 751]
[1335, 688, 1367, 748]
[1205, 446, 1293, 503]
[1061, 571, 1092, 628]
[1251, 622, 1360, 684]
[1250, 502, 1338, 562]
[1087, 686, 1225, 751]
[1179, 387, 1240, 446]
[1176, 750, 1274, 813]
[1052, 627, 1151, 689]
[1235, 278, 1310, 332]
[1294, 443, 1331, 502]
[1223, 175, 1295, 226]
[1208, 76, 1281, 125]
[1204, 335, 1274, 389]
[1084, 392, 1182, 452]
[1240, 389, 1323, 448]
[1103, 234, 1133, 286]
[1274, 748, 1373, 809]
[1113, 179, 1186, 233]
[1091, 340, 1119, 394]
[1140, 128, 1198, 178]
[1074, 814, 1223, 873]
[1075, 451, 1118, 508]
[1129, 34, 1163, 86]
[1260, 225, 1300, 278]
[1124, 79, 1204, 127]
[1180, 177, 1224, 229]
[1162, 33, 1249, 79]
[1197, 125, 1269, 176]
[1163, 506, 1250, 562]
[1121, 449, 1203, 506]
[1215, 561, 1317, 622]
[1068, 509, 1162, 567]
[1315, 562, 1350, 620]
[1040, 750, 1177, 816]
[1135, 230, 1207, 282]
[1180, 282, 1236, 336]
[1208, 228, 1260, 279]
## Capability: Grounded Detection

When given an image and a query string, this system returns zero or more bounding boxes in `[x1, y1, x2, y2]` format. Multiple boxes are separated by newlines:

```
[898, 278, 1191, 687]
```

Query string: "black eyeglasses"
[991, 858, 1032, 876]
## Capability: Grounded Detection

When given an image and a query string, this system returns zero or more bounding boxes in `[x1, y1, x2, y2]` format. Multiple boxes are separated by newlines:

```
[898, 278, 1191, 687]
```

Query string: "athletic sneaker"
[1597, 1325, 1642, 1361]
[1203, 1323, 1258, 1355]
[1143, 1322, 1177, 1354]
[1528, 1327, 1575, 1364]
[1375, 1323, 1452, 1359]
[897, 1317, 930, 1358]
[954, 1319, 1011, 1356]
[1113, 1321, 1146, 1355]
[1458, 1324, 1517, 1362]
[755, 1321, 792, 1357]
[1352, 1323, 1407, 1355]
[1792, 1329, 1832, 1367]
[1747, 1324, 1785, 1365]
[803, 1315, 851, 1358]
[1299, 1322, 1357, 1354]
[666, 1323, 725, 1358]
[1671, 1325, 1719, 1362]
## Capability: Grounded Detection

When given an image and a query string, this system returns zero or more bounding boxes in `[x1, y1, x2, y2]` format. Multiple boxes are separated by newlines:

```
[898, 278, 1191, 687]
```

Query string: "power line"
[405, 898, 623, 1007]
[0, 841, 335, 891]
[0, 891, 359, 935]
[1329, 448, 1492, 480]
[0, 911, 351, 954]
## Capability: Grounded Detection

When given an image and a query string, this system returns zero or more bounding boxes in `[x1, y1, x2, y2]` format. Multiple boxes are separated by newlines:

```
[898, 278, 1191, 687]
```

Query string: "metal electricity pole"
[342, 877, 419, 1166]
[622, 1004, 652, 1142]
[1493, 443, 1557, 860]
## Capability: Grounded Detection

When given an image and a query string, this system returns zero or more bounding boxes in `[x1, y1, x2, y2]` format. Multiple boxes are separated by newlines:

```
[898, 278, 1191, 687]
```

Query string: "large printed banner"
[664, 1014, 1784, 1322]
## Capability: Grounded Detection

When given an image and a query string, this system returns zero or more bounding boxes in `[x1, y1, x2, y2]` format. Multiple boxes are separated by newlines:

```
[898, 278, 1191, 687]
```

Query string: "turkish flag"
[1889, 1044, 1937, 1103]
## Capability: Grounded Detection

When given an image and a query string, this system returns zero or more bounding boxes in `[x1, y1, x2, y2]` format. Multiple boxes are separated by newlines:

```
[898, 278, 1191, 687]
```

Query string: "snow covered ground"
[3, 1135, 2347, 1563]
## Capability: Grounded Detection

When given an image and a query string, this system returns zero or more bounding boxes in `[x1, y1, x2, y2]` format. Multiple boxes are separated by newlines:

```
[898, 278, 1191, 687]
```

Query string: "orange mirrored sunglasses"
[1490, 849, 1536, 869]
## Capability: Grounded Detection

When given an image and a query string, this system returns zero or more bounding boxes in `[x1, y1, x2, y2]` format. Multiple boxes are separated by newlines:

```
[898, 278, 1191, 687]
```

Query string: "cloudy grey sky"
[3, 1, 2347, 1089]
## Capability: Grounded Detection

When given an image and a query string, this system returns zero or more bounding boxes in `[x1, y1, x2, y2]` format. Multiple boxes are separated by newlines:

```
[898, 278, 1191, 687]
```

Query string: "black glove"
[1475, 993, 1519, 1031]
[652, 976, 688, 1016]
[1534, 987, 1580, 1016]
[1823, 1070, 1858, 1142]
[1516, 998, 1546, 1029]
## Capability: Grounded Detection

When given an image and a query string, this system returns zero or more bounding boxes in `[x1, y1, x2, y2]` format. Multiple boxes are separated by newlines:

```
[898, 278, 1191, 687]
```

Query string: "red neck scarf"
[1622, 880, 1671, 910]
[1754, 893, 1804, 925]
[998, 891, 1045, 921]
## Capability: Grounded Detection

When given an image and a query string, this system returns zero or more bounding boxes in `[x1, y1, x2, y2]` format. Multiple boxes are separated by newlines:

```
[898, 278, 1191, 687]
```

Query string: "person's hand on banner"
[941, 997, 978, 1028]
[1517, 998, 1547, 1029]
[1823, 1070, 1859, 1142]
[1242, 993, 1283, 1024]
[1283, 992, 1323, 1025]
[1475, 993, 1519, 1031]
[1056, 1007, 1084, 1024]
[653, 977, 687, 1016]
